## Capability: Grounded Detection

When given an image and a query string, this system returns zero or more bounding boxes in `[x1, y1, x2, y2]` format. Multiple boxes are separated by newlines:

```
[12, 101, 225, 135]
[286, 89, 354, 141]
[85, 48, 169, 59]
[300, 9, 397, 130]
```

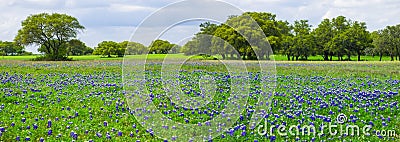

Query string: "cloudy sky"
[0, 0, 399, 53]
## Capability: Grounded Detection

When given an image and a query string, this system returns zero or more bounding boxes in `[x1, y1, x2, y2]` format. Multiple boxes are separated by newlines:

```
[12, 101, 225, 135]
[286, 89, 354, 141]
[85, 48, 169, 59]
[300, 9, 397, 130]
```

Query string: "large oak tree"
[14, 13, 85, 60]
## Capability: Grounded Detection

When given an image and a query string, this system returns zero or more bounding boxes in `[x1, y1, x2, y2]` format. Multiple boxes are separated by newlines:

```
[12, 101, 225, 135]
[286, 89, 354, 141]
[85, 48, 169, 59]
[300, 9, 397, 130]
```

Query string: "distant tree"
[183, 12, 290, 60]
[121, 41, 148, 55]
[386, 25, 400, 61]
[115, 43, 126, 57]
[329, 16, 350, 61]
[67, 39, 92, 56]
[292, 20, 315, 60]
[313, 19, 334, 61]
[93, 41, 120, 57]
[347, 21, 372, 61]
[281, 35, 294, 61]
[14, 13, 84, 60]
[84, 47, 94, 55]
[372, 31, 387, 61]
[372, 25, 400, 61]
[0, 41, 25, 56]
[181, 39, 200, 56]
[149, 39, 177, 54]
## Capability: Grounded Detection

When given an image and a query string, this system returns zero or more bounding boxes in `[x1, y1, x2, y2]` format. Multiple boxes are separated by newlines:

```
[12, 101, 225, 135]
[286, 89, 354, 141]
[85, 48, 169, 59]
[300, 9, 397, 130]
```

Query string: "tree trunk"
[221, 54, 225, 60]
[398, 52, 400, 61]
[391, 54, 394, 61]
[348, 54, 351, 61]
[324, 51, 329, 61]
[265, 52, 270, 60]
[380, 53, 383, 61]
[287, 54, 290, 61]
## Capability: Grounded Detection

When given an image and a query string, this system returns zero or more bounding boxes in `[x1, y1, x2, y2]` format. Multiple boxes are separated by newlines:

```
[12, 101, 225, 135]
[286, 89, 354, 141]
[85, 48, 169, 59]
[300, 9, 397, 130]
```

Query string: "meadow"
[0, 56, 399, 141]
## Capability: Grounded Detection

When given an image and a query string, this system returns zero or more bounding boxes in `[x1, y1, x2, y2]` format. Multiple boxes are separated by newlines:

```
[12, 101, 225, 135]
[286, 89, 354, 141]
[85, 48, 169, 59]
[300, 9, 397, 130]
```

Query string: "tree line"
[4, 12, 400, 61]
[92, 39, 179, 57]
[181, 12, 400, 61]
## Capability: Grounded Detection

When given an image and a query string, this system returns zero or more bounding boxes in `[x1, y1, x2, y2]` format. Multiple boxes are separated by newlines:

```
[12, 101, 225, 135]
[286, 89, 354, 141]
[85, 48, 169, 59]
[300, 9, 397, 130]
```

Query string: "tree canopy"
[14, 13, 85, 60]
[149, 39, 179, 54]
[66, 39, 93, 56]
[0, 41, 26, 56]
[93, 41, 150, 57]
[93, 41, 120, 57]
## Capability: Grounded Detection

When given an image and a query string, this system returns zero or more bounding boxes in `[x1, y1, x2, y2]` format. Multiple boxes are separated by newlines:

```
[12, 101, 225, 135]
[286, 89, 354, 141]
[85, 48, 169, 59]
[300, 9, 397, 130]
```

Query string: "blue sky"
[0, 0, 399, 53]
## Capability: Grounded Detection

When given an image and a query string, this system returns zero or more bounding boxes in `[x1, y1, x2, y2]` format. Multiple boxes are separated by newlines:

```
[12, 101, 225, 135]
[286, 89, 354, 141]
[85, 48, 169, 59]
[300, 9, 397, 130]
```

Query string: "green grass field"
[0, 57, 399, 141]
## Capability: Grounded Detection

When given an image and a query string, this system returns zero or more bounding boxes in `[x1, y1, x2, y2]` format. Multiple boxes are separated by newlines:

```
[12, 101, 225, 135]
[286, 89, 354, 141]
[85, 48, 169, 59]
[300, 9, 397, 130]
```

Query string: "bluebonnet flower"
[106, 133, 111, 139]
[47, 120, 52, 128]
[96, 132, 102, 138]
[33, 124, 38, 130]
[130, 131, 134, 137]
[241, 131, 246, 136]
[48, 129, 52, 136]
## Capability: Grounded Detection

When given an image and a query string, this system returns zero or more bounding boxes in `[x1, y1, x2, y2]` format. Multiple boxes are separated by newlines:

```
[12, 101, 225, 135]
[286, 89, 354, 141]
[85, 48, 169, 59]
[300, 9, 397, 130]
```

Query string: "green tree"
[372, 30, 389, 61]
[14, 13, 85, 60]
[93, 41, 120, 57]
[84, 47, 94, 55]
[0, 41, 25, 56]
[184, 12, 289, 60]
[292, 20, 315, 60]
[329, 16, 350, 61]
[313, 19, 334, 61]
[149, 39, 176, 54]
[372, 25, 400, 61]
[122, 41, 148, 55]
[347, 21, 372, 61]
[281, 35, 294, 61]
[387, 25, 400, 60]
[67, 39, 91, 56]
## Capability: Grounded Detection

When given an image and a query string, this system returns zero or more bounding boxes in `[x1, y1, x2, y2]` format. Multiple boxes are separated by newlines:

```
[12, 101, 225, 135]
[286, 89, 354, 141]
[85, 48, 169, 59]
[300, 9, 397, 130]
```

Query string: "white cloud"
[109, 4, 156, 12]
[322, 0, 400, 30]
